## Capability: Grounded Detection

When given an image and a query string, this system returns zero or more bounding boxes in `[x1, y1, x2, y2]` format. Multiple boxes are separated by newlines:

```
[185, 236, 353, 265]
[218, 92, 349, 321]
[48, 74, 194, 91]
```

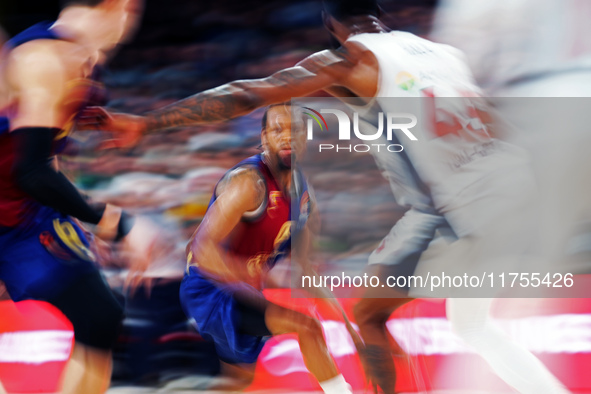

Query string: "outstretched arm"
[144, 50, 350, 132]
[82, 49, 352, 141]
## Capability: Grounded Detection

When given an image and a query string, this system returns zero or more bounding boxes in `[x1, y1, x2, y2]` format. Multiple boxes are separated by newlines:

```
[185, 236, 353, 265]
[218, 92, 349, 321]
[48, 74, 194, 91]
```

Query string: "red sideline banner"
[248, 291, 591, 393]
[0, 300, 74, 393]
[2, 297, 591, 392]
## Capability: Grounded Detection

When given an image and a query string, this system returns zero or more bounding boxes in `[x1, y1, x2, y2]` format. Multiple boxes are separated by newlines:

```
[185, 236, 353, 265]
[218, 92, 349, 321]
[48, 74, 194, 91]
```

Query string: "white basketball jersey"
[346, 31, 528, 213]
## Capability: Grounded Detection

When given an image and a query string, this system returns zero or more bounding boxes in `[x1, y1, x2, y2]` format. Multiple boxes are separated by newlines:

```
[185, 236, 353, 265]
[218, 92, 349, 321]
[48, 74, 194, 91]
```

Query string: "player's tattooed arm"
[144, 84, 257, 132]
[142, 49, 354, 132]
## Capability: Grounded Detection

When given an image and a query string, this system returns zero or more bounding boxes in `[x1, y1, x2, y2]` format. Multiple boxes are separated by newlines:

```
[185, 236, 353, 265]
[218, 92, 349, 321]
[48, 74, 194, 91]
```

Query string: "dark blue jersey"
[207, 154, 311, 275]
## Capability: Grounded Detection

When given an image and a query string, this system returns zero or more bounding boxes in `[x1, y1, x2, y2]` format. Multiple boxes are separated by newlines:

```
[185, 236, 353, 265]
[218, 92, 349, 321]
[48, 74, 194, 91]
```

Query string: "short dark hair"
[60, 0, 106, 9]
[322, 0, 380, 21]
[261, 103, 292, 131]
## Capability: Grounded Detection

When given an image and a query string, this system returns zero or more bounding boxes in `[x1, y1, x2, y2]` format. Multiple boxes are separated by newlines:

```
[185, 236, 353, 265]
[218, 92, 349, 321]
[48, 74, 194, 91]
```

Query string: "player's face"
[262, 105, 306, 170]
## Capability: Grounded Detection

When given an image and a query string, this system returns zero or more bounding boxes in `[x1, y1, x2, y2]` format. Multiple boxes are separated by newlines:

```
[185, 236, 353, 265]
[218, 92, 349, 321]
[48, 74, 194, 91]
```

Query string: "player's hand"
[77, 106, 146, 149]
[91, 235, 114, 268]
[119, 216, 164, 297]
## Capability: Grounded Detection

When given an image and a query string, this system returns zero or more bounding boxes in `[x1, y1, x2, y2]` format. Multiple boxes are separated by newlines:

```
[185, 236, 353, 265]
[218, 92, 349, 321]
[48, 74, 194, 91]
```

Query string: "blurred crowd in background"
[3, 0, 437, 280]
[4, 0, 591, 390]
[0, 0, 437, 386]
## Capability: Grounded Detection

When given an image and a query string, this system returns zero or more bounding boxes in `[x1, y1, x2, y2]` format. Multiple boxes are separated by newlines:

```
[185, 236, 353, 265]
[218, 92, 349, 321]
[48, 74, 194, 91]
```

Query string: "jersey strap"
[6, 22, 60, 48]
[207, 154, 265, 208]
[292, 168, 311, 234]
[265, 167, 311, 268]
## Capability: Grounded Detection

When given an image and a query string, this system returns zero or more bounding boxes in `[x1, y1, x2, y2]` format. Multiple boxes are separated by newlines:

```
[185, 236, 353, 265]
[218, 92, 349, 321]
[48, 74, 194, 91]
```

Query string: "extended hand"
[120, 216, 167, 297]
[78, 106, 146, 149]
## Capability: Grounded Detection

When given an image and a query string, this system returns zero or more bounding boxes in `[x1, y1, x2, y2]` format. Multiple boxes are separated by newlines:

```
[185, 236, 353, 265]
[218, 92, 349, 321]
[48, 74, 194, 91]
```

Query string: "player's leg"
[264, 303, 351, 394]
[442, 163, 572, 393]
[213, 293, 270, 391]
[181, 267, 350, 393]
[352, 210, 446, 393]
[353, 263, 414, 394]
[60, 344, 112, 394]
[447, 298, 570, 394]
[50, 270, 123, 394]
[0, 213, 123, 394]
[229, 284, 350, 392]
[354, 294, 411, 394]
[179, 266, 268, 384]
[208, 361, 258, 391]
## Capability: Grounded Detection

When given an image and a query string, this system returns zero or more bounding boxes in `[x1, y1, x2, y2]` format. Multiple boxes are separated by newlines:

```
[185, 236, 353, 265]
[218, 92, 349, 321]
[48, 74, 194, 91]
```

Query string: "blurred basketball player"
[0, 1, 156, 393]
[82, 0, 569, 393]
[432, 0, 591, 275]
[180, 103, 353, 394]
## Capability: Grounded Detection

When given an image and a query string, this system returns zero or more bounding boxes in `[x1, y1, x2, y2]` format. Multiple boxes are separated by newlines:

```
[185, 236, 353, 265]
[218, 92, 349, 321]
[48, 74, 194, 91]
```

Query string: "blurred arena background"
[3, 1, 591, 393]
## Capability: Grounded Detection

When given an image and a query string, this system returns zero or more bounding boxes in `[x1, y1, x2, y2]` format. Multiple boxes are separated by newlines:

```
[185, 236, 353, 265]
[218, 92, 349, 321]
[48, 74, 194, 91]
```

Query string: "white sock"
[318, 374, 352, 394]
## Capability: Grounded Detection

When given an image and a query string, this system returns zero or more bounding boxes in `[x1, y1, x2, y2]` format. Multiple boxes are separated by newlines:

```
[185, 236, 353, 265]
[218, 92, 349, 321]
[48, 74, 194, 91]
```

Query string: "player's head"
[60, 0, 107, 6]
[322, 0, 385, 45]
[58, 0, 143, 51]
[261, 103, 306, 170]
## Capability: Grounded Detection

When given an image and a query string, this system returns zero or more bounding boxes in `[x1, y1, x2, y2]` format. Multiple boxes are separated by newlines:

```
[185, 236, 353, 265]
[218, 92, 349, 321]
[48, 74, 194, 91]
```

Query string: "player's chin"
[278, 149, 294, 169]
[278, 157, 293, 170]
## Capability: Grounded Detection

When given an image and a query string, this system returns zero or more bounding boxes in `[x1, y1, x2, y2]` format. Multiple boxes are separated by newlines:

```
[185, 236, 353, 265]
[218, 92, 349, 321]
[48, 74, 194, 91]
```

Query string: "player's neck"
[262, 153, 292, 195]
[53, 8, 105, 55]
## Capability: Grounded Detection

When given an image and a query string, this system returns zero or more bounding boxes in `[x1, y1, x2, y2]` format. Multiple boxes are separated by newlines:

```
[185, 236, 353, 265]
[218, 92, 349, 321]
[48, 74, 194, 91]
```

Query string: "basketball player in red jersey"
[180, 103, 353, 394]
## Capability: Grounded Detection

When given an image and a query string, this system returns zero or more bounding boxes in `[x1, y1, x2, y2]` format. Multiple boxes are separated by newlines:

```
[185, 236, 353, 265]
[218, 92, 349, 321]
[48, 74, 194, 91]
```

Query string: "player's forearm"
[12, 127, 133, 240]
[298, 262, 353, 326]
[188, 235, 242, 282]
[143, 82, 264, 133]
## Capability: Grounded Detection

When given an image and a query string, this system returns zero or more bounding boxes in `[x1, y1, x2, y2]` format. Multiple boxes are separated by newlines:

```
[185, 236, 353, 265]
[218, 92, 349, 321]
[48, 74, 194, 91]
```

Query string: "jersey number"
[52, 219, 95, 262]
[421, 87, 491, 142]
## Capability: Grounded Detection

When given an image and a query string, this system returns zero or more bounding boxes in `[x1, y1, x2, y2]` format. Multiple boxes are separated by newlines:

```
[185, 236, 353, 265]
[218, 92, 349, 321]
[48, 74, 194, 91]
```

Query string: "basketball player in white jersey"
[84, 1, 569, 392]
[432, 0, 591, 275]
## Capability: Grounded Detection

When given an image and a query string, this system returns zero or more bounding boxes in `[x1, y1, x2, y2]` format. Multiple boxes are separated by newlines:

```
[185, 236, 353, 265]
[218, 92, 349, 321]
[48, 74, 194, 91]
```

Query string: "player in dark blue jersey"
[181, 103, 354, 393]
[0, 1, 156, 393]
[83, 0, 571, 392]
